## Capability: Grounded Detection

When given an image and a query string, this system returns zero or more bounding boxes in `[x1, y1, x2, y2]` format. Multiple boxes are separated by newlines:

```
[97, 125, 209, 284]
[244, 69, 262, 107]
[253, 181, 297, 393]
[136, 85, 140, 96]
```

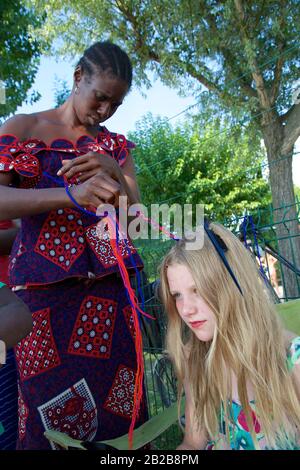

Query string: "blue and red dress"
[0, 128, 148, 450]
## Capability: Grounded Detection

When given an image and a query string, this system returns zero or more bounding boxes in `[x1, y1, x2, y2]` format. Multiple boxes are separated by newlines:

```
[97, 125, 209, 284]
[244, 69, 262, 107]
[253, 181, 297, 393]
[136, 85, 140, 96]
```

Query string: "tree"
[0, 1, 43, 119]
[53, 78, 71, 108]
[129, 113, 271, 221]
[30, 0, 300, 296]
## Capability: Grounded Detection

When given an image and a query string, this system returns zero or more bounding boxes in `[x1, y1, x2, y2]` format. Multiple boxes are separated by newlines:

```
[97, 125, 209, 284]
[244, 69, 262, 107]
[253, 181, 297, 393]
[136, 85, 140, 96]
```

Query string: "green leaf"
[44, 430, 86, 450]
[45, 397, 185, 450]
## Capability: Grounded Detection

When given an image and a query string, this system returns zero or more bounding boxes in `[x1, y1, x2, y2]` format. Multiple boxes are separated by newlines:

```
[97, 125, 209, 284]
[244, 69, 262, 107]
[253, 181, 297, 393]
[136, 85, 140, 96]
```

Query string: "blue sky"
[17, 56, 299, 186]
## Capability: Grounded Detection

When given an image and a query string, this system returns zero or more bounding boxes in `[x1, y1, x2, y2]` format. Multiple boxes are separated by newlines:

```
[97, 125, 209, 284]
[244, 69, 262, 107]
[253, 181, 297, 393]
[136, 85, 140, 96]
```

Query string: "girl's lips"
[189, 320, 207, 329]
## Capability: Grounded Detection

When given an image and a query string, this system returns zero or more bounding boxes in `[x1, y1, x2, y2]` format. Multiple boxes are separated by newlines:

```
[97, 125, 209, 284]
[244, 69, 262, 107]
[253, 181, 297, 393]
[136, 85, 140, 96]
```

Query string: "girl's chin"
[195, 331, 214, 342]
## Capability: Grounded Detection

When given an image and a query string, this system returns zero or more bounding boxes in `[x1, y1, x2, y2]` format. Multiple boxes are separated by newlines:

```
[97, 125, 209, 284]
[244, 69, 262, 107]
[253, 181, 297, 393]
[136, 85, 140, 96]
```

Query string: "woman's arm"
[0, 115, 74, 219]
[0, 183, 75, 221]
[0, 116, 124, 219]
[121, 151, 141, 205]
[0, 225, 19, 255]
[176, 378, 208, 450]
[0, 285, 32, 349]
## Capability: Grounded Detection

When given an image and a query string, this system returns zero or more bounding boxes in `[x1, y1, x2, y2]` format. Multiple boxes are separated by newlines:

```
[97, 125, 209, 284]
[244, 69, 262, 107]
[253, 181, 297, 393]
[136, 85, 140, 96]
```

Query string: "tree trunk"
[262, 116, 300, 299]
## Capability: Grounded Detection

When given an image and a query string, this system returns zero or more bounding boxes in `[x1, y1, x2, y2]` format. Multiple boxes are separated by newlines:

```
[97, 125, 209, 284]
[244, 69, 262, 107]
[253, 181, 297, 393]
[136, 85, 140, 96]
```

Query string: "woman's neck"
[56, 96, 87, 132]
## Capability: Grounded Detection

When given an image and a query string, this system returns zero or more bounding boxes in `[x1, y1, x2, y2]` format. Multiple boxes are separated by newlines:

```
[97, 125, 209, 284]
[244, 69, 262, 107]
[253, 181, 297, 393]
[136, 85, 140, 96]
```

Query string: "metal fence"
[132, 199, 300, 449]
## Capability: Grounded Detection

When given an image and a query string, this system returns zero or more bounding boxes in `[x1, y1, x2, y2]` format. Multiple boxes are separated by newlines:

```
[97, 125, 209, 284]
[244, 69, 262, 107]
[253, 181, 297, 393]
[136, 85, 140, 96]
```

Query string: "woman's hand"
[59, 151, 139, 208]
[57, 151, 122, 184]
[69, 169, 121, 209]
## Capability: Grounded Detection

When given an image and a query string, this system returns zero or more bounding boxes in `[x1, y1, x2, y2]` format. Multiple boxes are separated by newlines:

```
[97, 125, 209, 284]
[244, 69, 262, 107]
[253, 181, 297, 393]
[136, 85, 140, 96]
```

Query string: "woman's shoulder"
[0, 113, 39, 141]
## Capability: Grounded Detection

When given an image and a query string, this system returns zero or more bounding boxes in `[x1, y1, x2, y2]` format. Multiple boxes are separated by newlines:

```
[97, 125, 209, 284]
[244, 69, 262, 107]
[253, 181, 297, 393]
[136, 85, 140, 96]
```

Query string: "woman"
[0, 41, 148, 449]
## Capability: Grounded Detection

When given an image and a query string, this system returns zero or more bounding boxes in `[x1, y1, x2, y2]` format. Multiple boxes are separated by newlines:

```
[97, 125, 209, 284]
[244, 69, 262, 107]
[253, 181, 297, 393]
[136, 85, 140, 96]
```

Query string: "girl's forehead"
[167, 263, 195, 285]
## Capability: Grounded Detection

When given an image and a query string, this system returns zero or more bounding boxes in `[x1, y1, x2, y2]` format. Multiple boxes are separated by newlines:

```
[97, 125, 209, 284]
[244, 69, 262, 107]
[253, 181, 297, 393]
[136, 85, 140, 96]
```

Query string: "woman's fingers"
[93, 176, 120, 202]
[70, 184, 111, 209]
[69, 171, 121, 208]
[57, 152, 121, 181]
[58, 160, 96, 179]
[97, 173, 121, 194]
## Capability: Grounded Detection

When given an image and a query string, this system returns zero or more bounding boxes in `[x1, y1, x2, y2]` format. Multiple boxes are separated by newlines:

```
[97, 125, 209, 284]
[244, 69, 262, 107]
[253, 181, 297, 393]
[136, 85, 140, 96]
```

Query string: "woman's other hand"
[68, 169, 121, 209]
[57, 151, 121, 184]
[59, 151, 140, 207]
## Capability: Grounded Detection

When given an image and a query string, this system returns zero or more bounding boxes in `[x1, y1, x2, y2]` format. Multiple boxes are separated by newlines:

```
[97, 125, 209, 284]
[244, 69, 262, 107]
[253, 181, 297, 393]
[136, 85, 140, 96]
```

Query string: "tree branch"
[282, 103, 300, 154]
[114, 0, 159, 61]
[234, 0, 271, 112]
[114, 0, 144, 51]
[270, 45, 285, 105]
[182, 61, 239, 105]
[205, 12, 257, 100]
[221, 49, 257, 99]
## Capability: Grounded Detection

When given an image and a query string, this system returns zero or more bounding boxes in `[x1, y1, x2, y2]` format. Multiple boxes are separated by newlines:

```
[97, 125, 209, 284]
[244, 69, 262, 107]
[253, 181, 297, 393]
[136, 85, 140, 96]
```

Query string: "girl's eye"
[172, 293, 180, 299]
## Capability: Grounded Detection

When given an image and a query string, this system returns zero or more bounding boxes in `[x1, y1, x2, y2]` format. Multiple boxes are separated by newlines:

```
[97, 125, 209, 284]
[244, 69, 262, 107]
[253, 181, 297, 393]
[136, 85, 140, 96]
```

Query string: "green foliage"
[0, 0, 44, 119]
[129, 114, 271, 220]
[54, 78, 71, 107]
[29, 0, 299, 114]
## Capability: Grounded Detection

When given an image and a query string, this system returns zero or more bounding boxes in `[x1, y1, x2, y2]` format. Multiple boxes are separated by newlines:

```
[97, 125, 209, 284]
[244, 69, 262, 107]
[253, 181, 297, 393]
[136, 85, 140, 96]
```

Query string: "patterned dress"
[206, 336, 300, 450]
[0, 128, 148, 450]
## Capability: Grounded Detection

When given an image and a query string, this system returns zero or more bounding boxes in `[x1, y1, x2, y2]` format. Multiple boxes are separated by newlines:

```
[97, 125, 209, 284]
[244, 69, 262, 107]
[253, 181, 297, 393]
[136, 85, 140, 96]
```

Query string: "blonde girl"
[160, 221, 300, 450]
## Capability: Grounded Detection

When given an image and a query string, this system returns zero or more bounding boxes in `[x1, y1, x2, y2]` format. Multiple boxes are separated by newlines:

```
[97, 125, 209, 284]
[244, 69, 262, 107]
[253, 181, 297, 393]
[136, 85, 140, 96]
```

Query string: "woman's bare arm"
[0, 115, 122, 219]
[121, 151, 141, 205]
[0, 226, 19, 255]
[0, 285, 32, 349]
[176, 378, 208, 450]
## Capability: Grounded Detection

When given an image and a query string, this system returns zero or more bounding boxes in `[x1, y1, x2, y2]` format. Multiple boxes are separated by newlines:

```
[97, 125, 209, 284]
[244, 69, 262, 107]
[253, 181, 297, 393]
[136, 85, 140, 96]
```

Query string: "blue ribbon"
[204, 219, 243, 296]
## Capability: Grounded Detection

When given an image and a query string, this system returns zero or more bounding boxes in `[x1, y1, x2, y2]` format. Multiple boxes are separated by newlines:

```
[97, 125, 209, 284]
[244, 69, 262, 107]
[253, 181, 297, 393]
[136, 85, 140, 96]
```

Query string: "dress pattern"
[0, 128, 148, 450]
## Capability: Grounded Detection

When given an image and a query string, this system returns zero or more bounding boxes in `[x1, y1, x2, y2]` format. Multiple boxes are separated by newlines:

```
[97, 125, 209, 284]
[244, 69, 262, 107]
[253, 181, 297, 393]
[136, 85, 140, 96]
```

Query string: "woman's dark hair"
[77, 41, 132, 89]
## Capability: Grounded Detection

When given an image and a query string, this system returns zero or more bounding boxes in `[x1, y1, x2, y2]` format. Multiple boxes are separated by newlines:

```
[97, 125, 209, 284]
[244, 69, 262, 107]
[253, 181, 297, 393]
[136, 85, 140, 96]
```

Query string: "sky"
[17, 56, 300, 186]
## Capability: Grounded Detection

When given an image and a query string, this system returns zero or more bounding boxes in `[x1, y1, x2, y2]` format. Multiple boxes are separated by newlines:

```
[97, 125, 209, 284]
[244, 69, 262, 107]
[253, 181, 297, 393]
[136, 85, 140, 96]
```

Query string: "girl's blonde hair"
[160, 222, 300, 449]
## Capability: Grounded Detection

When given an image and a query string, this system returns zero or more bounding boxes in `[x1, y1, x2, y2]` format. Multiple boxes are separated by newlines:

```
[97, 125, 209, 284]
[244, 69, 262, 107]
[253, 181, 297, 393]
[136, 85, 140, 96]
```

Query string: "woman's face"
[167, 263, 216, 342]
[74, 70, 129, 128]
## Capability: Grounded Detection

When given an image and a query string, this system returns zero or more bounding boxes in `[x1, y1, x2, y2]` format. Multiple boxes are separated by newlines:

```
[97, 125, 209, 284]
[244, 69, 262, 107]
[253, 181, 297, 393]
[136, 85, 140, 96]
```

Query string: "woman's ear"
[74, 65, 83, 88]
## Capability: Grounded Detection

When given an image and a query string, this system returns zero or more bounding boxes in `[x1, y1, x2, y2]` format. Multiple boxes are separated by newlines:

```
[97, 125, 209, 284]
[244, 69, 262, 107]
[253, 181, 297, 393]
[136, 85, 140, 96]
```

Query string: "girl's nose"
[181, 298, 197, 317]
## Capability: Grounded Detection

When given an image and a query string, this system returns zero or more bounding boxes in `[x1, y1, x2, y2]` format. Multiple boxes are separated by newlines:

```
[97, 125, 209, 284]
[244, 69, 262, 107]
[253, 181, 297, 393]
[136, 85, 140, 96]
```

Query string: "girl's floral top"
[206, 336, 300, 450]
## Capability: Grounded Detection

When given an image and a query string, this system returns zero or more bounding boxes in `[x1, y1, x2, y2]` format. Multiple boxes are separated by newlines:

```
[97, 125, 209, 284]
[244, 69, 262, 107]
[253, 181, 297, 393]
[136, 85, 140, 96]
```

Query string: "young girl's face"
[167, 263, 216, 342]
